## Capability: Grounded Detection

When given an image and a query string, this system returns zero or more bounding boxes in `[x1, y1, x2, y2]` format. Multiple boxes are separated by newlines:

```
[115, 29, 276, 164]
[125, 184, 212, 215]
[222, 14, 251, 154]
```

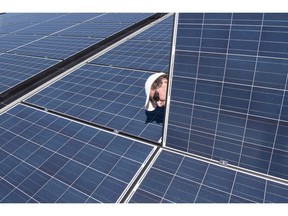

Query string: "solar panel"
[55, 23, 139, 38]
[8, 14, 158, 60]
[1, 12, 288, 204]
[90, 15, 173, 72]
[24, 64, 164, 142]
[0, 13, 66, 23]
[132, 21, 174, 42]
[0, 104, 156, 203]
[15, 22, 77, 36]
[0, 23, 36, 34]
[165, 13, 288, 180]
[0, 54, 60, 94]
[128, 149, 288, 203]
[8, 35, 103, 60]
[87, 13, 152, 23]
[90, 40, 172, 72]
[47, 13, 105, 23]
[0, 34, 42, 53]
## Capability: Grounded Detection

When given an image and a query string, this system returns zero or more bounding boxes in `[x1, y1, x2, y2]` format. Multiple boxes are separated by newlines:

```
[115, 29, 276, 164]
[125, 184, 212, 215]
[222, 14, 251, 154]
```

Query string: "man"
[145, 72, 168, 111]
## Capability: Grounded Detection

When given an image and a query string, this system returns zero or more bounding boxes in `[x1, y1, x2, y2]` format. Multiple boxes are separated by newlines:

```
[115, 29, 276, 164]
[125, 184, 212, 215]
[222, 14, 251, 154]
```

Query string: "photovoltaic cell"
[128, 150, 288, 203]
[0, 53, 60, 94]
[24, 64, 164, 142]
[166, 13, 288, 179]
[0, 104, 155, 203]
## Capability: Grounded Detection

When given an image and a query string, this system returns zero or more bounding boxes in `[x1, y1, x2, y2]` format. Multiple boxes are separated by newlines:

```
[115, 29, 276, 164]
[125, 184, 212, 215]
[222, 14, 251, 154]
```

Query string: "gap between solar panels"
[21, 100, 161, 146]
[0, 13, 167, 110]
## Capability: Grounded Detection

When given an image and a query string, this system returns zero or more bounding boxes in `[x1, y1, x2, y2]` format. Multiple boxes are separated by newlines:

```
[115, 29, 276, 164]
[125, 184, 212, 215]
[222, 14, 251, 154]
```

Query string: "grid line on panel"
[227, 167, 238, 203]
[7, 35, 103, 60]
[267, 74, 288, 174]
[89, 40, 172, 73]
[0, 34, 44, 53]
[174, 49, 288, 68]
[186, 14, 204, 153]
[159, 157, 185, 202]
[168, 94, 288, 126]
[55, 23, 136, 39]
[15, 22, 78, 37]
[237, 14, 264, 167]
[263, 180, 268, 203]
[0, 54, 60, 96]
[191, 160, 210, 203]
[211, 14, 233, 158]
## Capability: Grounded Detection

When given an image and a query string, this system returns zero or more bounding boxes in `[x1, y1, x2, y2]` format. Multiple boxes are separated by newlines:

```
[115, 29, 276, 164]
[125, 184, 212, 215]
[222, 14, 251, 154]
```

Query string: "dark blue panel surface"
[89, 13, 152, 24]
[56, 23, 135, 38]
[0, 13, 65, 23]
[8, 36, 102, 60]
[265, 181, 288, 203]
[0, 34, 42, 52]
[0, 23, 36, 34]
[0, 53, 60, 94]
[49, 13, 104, 23]
[25, 64, 164, 142]
[129, 150, 287, 203]
[16, 22, 75, 36]
[90, 15, 173, 73]
[90, 40, 171, 72]
[0, 104, 155, 203]
[229, 25, 261, 55]
[225, 55, 256, 85]
[269, 149, 288, 180]
[167, 13, 288, 179]
[232, 172, 266, 203]
[132, 18, 173, 42]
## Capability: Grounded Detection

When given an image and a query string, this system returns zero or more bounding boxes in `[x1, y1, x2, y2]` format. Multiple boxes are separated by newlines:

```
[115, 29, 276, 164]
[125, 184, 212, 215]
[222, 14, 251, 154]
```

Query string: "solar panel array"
[1, 13, 288, 203]
[0, 13, 161, 203]
[166, 13, 288, 180]
[128, 149, 288, 203]
[6, 14, 152, 61]
[0, 13, 152, 99]
[24, 14, 174, 143]
[0, 104, 155, 203]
